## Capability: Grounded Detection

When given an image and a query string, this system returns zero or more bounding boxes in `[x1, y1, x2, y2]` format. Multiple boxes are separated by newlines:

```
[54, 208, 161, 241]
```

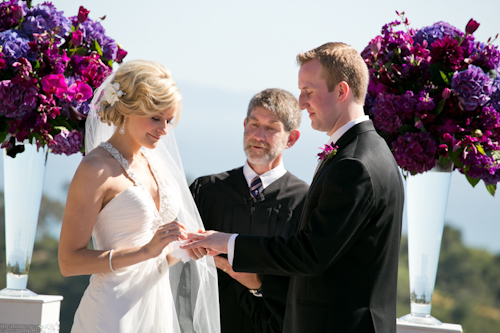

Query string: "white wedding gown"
[71, 142, 183, 333]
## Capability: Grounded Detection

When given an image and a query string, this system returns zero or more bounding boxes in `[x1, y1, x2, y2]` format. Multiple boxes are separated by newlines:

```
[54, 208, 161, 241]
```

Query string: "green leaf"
[476, 144, 486, 155]
[448, 150, 464, 169]
[466, 174, 480, 187]
[434, 99, 446, 115]
[486, 183, 496, 196]
[53, 126, 68, 133]
[439, 70, 450, 85]
[93, 40, 103, 57]
[398, 124, 414, 135]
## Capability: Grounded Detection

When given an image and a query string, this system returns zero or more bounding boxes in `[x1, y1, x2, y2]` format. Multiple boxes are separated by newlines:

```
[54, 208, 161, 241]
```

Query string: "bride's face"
[126, 106, 177, 149]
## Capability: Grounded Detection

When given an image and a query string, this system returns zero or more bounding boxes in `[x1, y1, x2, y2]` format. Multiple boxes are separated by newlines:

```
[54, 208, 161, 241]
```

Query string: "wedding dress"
[74, 71, 220, 333]
[71, 142, 181, 332]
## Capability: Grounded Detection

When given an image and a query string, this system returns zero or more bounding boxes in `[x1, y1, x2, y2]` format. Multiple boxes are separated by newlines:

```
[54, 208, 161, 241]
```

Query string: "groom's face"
[243, 107, 289, 165]
[298, 59, 338, 135]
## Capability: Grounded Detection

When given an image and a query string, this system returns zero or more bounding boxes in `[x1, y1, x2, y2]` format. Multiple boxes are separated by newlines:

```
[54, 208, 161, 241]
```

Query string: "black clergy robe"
[190, 167, 308, 333]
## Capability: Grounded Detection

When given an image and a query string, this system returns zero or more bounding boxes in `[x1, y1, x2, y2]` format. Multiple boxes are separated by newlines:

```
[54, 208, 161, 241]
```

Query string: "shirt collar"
[243, 160, 287, 189]
[327, 115, 370, 145]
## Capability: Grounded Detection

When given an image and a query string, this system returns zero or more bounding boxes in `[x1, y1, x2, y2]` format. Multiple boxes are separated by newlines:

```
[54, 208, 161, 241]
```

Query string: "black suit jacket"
[233, 121, 404, 333]
[190, 169, 309, 333]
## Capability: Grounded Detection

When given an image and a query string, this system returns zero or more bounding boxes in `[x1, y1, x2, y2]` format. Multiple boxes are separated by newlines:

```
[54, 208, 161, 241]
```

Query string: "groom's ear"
[286, 129, 300, 149]
[336, 81, 350, 103]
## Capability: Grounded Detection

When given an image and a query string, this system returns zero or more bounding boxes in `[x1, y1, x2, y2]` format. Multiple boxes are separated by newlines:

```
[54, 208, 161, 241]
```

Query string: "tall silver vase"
[0, 140, 48, 297]
[399, 159, 453, 325]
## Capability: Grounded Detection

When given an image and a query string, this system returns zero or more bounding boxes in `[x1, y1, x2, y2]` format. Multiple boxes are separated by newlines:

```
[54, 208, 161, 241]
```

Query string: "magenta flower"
[430, 36, 464, 70]
[116, 46, 128, 63]
[317, 143, 339, 161]
[66, 80, 92, 102]
[77, 6, 89, 24]
[41, 74, 67, 99]
[72, 30, 83, 47]
[465, 19, 480, 35]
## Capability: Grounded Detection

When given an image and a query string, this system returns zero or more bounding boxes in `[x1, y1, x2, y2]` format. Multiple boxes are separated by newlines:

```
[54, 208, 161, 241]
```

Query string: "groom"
[184, 42, 404, 333]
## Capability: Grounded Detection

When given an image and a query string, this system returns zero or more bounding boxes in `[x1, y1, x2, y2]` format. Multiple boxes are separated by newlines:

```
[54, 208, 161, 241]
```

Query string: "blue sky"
[3, 0, 500, 251]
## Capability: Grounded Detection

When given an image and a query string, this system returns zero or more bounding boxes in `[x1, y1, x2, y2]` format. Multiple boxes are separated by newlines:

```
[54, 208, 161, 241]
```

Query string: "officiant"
[189, 88, 308, 333]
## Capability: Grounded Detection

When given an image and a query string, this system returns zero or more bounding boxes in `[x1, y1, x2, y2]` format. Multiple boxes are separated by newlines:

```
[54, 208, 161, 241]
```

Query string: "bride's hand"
[143, 221, 188, 259]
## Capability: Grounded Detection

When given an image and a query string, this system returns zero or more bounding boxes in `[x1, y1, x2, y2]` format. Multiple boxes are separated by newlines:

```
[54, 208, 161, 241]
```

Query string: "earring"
[119, 117, 126, 135]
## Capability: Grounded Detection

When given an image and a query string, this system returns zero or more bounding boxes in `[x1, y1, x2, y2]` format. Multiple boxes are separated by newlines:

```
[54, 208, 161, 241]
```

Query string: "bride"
[58, 60, 220, 333]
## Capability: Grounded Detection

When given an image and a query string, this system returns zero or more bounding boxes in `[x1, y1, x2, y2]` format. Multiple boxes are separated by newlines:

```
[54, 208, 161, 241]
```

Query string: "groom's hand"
[181, 230, 231, 256]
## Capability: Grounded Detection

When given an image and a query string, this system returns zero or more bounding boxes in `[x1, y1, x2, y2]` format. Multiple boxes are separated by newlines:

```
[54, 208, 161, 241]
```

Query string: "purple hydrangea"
[451, 64, 496, 111]
[0, 79, 38, 117]
[392, 132, 438, 173]
[371, 93, 406, 134]
[491, 77, 500, 112]
[0, 29, 33, 64]
[22, 2, 71, 37]
[414, 21, 464, 46]
[48, 129, 83, 155]
[72, 17, 118, 60]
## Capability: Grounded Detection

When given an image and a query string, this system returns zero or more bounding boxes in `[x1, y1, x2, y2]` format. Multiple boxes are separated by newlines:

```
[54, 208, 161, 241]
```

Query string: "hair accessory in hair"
[102, 82, 126, 106]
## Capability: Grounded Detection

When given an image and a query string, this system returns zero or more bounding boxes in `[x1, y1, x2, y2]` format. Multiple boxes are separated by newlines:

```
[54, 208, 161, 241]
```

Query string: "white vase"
[0, 139, 48, 297]
[399, 159, 453, 325]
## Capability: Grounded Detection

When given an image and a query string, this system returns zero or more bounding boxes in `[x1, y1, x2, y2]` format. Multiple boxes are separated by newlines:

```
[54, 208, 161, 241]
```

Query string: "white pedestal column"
[0, 295, 63, 332]
[397, 320, 463, 333]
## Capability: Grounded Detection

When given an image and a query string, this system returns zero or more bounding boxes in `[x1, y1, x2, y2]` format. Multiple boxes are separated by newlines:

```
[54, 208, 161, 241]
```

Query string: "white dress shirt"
[227, 161, 287, 264]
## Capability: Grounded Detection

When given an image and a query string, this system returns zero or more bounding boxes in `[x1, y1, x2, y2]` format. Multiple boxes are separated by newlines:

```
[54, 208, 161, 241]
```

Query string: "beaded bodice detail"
[99, 142, 180, 272]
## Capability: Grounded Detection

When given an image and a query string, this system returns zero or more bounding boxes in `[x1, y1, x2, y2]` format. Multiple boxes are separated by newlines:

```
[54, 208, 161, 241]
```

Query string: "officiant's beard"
[244, 136, 288, 165]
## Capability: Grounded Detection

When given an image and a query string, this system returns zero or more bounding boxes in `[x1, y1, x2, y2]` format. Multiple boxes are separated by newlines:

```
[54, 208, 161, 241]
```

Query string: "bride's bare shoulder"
[75, 146, 122, 180]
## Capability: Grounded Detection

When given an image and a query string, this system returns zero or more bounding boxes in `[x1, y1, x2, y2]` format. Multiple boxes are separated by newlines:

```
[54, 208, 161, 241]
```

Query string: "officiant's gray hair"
[247, 88, 301, 132]
[99, 59, 182, 127]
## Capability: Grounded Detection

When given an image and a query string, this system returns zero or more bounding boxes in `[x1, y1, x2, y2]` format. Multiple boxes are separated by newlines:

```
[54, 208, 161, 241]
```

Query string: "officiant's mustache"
[244, 139, 270, 151]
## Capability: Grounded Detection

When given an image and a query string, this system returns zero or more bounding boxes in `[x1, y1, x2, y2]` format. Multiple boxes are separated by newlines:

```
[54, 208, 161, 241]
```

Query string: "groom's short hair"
[246, 88, 301, 132]
[297, 42, 369, 105]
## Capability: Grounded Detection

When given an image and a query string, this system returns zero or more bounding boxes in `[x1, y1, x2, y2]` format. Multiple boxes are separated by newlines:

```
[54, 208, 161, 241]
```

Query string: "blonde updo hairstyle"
[99, 59, 182, 127]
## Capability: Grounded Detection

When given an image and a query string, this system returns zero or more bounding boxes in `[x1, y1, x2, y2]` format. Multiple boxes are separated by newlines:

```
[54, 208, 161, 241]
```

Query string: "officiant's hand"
[181, 230, 231, 256]
[214, 256, 262, 290]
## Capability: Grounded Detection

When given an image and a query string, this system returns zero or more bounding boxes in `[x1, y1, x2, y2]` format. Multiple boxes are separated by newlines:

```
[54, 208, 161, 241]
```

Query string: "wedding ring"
[223, 269, 227, 273]
[165, 230, 170, 235]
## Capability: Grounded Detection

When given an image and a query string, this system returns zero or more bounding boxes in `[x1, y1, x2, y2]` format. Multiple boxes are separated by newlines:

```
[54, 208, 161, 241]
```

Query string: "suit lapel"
[308, 120, 376, 189]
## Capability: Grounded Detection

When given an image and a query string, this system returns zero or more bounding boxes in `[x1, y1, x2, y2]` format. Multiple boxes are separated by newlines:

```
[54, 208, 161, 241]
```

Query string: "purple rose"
[451, 64, 496, 111]
[48, 129, 83, 155]
[391, 132, 438, 173]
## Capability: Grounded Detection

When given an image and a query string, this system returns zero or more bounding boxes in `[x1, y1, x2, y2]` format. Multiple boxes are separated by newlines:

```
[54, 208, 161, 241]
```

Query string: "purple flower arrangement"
[0, 1, 127, 157]
[362, 12, 500, 195]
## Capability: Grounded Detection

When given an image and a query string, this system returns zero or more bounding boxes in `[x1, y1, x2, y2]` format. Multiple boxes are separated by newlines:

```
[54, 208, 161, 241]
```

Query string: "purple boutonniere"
[317, 143, 339, 162]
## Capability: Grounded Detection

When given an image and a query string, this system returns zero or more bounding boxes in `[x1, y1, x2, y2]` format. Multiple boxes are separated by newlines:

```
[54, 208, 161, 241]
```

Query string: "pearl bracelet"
[109, 249, 115, 272]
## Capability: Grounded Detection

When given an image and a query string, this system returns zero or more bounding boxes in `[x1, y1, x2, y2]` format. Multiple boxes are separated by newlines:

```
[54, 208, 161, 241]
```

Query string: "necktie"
[250, 176, 262, 200]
